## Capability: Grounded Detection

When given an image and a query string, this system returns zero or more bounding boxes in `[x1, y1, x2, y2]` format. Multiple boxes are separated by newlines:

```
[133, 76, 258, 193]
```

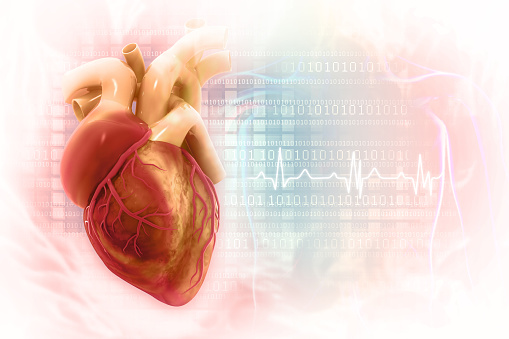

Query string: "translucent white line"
[249, 147, 444, 197]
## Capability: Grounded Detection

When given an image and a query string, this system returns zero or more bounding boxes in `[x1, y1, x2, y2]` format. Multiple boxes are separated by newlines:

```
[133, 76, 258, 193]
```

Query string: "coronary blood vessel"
[60, 20, 230, 306]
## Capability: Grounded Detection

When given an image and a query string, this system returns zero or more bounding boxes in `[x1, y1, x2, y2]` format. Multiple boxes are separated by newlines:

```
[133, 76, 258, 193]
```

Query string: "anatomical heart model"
[60, 20, 230, 306]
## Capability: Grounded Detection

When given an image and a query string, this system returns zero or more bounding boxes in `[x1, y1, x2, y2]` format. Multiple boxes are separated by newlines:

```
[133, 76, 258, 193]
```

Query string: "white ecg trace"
[248, 147, 443, 197]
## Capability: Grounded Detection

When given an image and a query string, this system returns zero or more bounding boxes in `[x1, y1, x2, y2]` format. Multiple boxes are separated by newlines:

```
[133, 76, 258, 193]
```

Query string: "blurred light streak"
[425, 109, 447, 312]
[452, 98, 503, 281]
[442, 98, 474, 290]
[351, 283, 369, 334]
[386, 55, 509, 182]
[382, 54, 507, 299]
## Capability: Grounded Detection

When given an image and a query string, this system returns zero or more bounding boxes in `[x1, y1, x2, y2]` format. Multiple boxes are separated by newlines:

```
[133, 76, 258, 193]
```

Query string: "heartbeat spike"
[249, 147, 443, 197]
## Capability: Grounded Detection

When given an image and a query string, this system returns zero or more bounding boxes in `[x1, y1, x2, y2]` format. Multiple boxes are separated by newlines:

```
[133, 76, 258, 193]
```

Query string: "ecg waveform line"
[249, 148, 444, 197]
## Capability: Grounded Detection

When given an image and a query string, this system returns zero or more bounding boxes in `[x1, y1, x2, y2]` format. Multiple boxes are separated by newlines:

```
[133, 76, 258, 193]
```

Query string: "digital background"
[1, 0, 508, 338]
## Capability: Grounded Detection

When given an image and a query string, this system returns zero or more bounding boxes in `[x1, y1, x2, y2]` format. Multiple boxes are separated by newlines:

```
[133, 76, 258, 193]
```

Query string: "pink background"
[1, 0, 508, 338]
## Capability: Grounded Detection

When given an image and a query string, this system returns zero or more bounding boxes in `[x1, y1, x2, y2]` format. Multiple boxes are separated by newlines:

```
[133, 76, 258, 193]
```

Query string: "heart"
[60, 22, 230, 306]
